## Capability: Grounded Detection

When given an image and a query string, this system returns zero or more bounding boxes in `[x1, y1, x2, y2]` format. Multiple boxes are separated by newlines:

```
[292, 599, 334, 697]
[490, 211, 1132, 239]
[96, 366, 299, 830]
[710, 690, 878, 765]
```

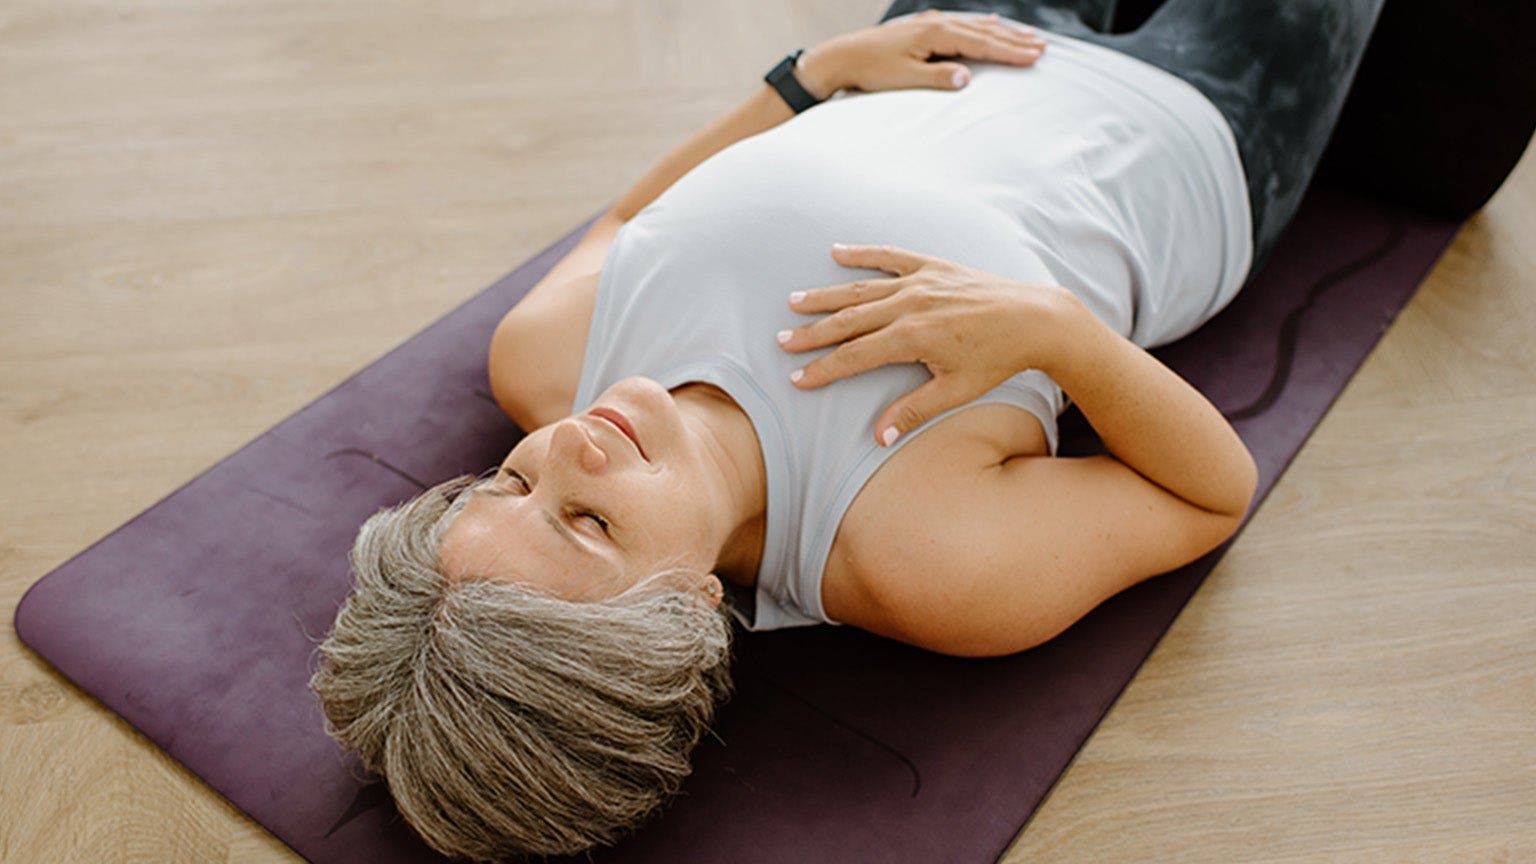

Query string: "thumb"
[876, 376, 953, 448]
[932, 62, 969, 90]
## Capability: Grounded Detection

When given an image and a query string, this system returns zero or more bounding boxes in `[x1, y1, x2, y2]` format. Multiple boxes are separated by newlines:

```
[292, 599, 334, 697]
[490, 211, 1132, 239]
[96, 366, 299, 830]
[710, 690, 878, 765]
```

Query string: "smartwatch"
[764, 48, 826, 114]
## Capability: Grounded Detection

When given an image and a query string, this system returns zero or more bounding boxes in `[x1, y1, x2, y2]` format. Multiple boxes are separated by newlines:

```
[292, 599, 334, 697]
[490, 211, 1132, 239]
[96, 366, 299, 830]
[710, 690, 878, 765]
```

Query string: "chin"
[607, 375, 672, 413]
[600, 376, 679, 457]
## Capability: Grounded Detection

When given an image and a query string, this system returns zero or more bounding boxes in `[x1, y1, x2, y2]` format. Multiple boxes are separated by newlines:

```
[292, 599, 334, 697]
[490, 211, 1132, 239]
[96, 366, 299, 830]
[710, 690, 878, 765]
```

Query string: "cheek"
[651, 465, 711, 540]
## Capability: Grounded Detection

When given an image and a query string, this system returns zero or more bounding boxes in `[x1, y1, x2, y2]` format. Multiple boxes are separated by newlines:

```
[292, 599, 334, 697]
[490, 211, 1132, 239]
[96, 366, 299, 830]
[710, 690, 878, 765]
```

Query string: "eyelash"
[499, 468, 611, 533]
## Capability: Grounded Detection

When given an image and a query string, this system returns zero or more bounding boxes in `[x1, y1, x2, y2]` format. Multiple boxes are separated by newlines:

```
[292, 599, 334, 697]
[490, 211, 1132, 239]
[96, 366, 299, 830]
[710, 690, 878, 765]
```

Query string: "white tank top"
[571, 29, 1252, 631]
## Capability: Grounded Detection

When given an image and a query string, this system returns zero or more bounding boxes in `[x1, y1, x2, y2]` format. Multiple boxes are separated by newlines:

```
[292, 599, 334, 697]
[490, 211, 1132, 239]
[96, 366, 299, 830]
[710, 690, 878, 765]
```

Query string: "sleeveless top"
[570, 29, 1252, 631]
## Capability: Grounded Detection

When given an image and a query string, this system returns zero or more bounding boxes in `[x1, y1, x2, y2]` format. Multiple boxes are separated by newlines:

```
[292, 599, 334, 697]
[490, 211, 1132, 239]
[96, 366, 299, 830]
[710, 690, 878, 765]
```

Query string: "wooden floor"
[2, 1, 1532, 861]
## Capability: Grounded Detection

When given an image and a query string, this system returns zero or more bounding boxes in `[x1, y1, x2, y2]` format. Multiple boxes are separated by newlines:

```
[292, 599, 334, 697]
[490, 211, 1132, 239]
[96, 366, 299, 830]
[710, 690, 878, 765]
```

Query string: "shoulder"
[820, 401, 1046, 632]
[488, 270, 603, 430]
[488, 213, 629, 429]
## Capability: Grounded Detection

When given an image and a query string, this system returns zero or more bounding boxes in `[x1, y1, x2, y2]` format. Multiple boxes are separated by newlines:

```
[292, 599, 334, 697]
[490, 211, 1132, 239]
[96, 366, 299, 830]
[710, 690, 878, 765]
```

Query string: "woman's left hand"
[778, 243, 1079, 448]
[799, 10, 1046, 100]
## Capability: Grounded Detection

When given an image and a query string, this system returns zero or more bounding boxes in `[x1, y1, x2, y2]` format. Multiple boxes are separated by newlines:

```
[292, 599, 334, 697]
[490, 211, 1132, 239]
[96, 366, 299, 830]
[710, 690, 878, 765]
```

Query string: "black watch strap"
[764, 48, 824, 114]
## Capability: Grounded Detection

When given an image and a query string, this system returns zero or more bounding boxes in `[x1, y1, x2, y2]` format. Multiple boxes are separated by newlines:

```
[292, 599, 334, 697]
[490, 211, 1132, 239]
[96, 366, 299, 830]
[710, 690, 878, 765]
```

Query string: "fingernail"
[789, 290, 806, 305]
[831, 243, 847, 252]
[790, 369, 803, 384]
[952, 69, 968, 88]
[776, 329, 792, 345]
[881, 426, 899, 447]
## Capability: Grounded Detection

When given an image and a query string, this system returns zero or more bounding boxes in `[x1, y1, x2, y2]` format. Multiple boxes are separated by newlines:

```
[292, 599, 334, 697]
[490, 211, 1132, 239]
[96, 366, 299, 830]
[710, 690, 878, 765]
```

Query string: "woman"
[309, 1, 1384, 860]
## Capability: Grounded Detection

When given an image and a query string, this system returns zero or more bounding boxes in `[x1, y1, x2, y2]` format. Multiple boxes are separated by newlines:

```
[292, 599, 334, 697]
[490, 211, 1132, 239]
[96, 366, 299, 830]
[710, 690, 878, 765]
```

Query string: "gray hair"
[307, 473, 736, 860]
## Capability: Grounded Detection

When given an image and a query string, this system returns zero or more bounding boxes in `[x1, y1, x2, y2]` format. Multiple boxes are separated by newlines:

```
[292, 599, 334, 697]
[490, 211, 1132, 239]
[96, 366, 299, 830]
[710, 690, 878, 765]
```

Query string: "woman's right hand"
[778, 242, 1081, 448]
[800, 9, 1046, 99]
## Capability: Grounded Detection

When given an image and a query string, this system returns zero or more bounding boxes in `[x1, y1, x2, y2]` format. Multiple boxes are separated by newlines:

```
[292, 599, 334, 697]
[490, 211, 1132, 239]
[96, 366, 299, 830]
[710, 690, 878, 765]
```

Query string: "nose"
[551, 415, 609, 473]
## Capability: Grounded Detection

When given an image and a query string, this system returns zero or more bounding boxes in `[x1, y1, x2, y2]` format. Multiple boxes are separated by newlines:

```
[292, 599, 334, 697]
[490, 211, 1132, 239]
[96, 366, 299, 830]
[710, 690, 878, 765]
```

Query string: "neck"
[671, 382, 767, 588]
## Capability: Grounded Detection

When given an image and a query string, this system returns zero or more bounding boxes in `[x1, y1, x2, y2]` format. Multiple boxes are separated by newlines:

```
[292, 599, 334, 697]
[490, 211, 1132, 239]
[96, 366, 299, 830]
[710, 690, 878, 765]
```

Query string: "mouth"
[588, 405, 647, 461]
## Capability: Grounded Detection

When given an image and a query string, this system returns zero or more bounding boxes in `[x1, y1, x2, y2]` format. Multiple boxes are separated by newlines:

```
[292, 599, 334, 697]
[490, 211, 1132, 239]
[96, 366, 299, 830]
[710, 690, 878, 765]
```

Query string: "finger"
[786, 274, 902, 315]
[780, 291, 902, 354]
[948, 16, 1046, 52]
[874, 374, 956, 448]
[829, 242, 928, 277]
[790, 323, 912, 390]
[930, 60, 972, 90]
[949, 9, 1041, 40]
[932, 20, 1044, 67]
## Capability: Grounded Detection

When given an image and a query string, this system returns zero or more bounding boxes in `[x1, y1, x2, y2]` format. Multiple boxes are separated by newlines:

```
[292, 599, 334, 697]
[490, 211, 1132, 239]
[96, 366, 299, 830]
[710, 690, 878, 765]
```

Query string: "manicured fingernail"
[831, 243, 847, 252]
[952, 69, 968, 88]
[881, 426, 899, 446]
[776, 329, 792, 345]
[789, 290, 806, 305]
[790, 369, 803, 384]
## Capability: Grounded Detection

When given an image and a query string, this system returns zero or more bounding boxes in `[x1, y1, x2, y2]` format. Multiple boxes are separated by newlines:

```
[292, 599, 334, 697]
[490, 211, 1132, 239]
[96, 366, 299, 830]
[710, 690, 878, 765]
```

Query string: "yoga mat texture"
[15, 181, 1459, 863]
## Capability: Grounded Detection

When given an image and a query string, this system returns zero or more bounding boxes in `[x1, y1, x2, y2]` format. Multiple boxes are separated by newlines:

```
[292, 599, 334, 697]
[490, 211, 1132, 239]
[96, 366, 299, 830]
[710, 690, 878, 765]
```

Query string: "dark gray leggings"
[877, 0, 1388, 284]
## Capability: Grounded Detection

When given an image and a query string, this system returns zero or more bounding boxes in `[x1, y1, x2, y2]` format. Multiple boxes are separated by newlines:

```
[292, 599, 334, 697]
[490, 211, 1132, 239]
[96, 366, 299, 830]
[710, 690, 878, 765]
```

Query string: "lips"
[588, 405, 647, 461]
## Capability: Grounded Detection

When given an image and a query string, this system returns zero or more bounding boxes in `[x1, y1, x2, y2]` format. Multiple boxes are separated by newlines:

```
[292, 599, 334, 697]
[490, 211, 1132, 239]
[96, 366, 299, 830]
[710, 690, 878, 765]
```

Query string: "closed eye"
[499, 467, 611, 534]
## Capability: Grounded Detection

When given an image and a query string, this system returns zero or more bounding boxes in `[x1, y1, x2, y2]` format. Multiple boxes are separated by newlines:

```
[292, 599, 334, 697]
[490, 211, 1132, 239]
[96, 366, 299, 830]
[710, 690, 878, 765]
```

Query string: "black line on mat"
[323, 779, 391, 838]
[759, 673, 923, 798]
[1222, 211, 1409, 422]
[324, 448, 431, 490]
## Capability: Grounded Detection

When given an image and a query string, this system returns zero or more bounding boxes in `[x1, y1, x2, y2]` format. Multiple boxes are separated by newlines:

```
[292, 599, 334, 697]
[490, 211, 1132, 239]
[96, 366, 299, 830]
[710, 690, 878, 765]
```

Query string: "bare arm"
[1042, 292, 1259, 518]
[519, 12, 1043, 294]
[603, 50, 837, 223]
[604, 9, 1046, 223]
[510, 57, 828, 298]
[823, 287, 1259, 657]
[510, 45, 844, 309]
[827, 445, 1255, 657]
[782, 244, 1257, 518]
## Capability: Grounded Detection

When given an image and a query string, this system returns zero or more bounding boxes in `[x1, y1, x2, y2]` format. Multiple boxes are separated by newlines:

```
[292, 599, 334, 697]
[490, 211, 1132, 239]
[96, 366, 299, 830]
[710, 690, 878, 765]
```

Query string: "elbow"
[1206, 442, 1260, 522]
[1229, 445, 1260, 520]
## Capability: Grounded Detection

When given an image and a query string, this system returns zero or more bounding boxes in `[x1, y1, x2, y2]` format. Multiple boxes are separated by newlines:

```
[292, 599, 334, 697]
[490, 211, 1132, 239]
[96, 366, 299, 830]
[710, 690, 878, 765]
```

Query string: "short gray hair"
[308, 473, 736, 860]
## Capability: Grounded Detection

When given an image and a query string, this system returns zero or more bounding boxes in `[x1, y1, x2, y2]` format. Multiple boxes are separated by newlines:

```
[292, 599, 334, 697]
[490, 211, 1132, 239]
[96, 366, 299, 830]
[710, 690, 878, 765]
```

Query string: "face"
[439, 376, 723, 603]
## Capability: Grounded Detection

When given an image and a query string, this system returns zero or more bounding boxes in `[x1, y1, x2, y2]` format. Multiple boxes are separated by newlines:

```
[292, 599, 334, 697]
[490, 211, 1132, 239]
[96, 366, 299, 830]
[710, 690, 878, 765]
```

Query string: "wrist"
[795, 44, 844, 102]
[1029, 285, 1095, 376]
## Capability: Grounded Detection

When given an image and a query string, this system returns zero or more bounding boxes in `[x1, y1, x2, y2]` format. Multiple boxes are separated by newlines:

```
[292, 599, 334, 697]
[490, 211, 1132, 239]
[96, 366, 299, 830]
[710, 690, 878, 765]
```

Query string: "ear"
[702, 574, 724, 608]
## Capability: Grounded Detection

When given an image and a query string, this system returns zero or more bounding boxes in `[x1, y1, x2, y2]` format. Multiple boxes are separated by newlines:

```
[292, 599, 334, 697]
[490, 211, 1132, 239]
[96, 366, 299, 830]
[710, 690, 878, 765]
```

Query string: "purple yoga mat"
[14, 183, 1459, 863]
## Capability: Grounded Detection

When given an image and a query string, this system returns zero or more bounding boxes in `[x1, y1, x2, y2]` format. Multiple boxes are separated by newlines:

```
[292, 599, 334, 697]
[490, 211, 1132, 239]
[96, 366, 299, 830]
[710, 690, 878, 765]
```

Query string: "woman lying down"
[309, 0, 1385, 859]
